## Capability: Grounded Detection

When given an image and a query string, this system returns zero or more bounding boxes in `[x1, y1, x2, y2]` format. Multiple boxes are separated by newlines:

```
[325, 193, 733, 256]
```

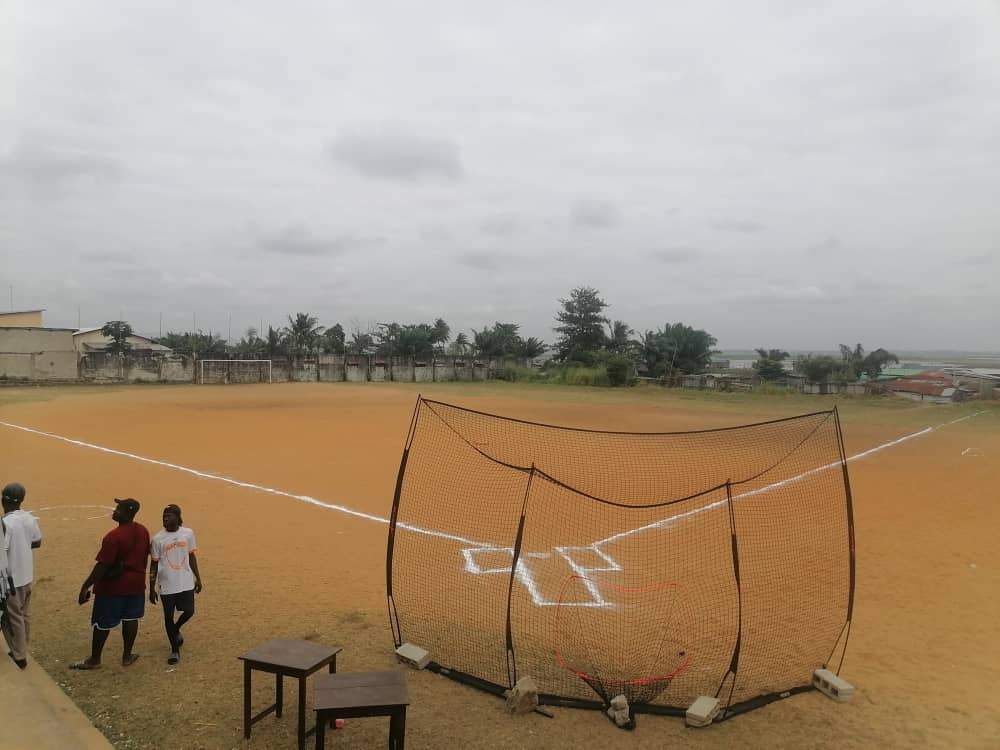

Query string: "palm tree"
[449, 332, 470, 356]
[284, 313, 324, 359]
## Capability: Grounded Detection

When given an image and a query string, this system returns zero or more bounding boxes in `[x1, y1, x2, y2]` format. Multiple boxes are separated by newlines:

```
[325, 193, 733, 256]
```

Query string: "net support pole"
[716, 480, 743, 716]
[386, 395, 425, 647]
[505, 465, 536, 690]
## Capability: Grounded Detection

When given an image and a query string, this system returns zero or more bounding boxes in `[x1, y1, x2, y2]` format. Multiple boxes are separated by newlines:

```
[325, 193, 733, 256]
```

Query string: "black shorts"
[160, 589, 195, 613]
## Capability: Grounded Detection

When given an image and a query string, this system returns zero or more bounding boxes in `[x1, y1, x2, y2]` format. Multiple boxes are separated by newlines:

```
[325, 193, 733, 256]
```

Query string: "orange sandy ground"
[1, 383, 998, 750]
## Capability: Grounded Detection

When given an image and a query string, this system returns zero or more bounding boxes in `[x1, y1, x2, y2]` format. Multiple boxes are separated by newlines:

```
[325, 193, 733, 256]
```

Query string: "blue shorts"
[91, 594, 145, 630]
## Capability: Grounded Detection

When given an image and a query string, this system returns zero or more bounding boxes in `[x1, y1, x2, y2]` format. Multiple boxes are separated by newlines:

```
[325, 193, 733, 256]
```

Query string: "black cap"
[2, 483, 26, 504]
[114, 497, 141, 516]
[163, 504, 183, 523]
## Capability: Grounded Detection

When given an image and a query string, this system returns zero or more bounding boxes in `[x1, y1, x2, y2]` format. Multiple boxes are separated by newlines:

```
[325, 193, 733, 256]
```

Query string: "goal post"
[198, 359, 272, 384]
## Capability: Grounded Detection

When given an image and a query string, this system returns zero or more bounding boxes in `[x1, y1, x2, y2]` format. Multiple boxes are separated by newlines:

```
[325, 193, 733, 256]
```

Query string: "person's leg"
[20, 583, 32, 647]
[171, 590, 195, 650]
[161, 594, 178, 650]
[89, 627, 111, 664]
[120, 594, 144, 666]
[3, 585, 28, 666]
[174, 589, 195, 638]
[121, 620, 138, 663]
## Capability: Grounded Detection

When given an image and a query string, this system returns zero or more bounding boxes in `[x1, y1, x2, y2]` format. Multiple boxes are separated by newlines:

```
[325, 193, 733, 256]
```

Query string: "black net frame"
[387, 396, 856, 720]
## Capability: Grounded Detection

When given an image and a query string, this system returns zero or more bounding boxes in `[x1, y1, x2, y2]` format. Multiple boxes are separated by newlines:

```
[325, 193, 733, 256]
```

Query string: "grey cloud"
[648, 247, 701, 264]
[955, 253, 995, 267]
[734, 284, 830, 305]
[329, 127, 463, 181]
[257, 225, 361, 257]
[480, 214, 521, 237]
[571, 199, 619, 229]
[806, 236, 842, 255]
[710, 218, 765, 233]
[0, 142, 122, 186]
[79, 251, 143, 265]
[456, 251, 502, 271]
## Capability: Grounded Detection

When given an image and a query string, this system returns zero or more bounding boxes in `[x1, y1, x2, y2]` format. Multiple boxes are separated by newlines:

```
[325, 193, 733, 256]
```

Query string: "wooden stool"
[238, 638, 343, 750]
[313, 671, 409, 750]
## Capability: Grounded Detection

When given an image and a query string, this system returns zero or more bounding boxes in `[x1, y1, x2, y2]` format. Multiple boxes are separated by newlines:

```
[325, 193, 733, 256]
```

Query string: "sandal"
[69, 660, 102, 670]
[122, 654, 140, 667]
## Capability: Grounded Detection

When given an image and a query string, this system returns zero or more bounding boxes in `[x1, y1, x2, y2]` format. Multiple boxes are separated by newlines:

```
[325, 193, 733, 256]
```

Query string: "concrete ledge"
[0, 655, 113, 749]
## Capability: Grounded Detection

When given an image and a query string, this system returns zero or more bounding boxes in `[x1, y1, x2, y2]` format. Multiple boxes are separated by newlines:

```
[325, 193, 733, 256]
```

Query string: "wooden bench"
[313, 670, 409, 749]
[238, 638, 343, 750]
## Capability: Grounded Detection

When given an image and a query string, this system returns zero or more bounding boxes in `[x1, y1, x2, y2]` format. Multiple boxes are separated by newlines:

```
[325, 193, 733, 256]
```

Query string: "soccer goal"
[386, 397, 855, 722]
[198, 359, 272, 384]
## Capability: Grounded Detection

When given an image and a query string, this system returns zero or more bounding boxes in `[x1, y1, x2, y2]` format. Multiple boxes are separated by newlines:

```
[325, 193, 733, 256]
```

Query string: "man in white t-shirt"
[2, 482, 42, 670]
[149, 504, 202, 665]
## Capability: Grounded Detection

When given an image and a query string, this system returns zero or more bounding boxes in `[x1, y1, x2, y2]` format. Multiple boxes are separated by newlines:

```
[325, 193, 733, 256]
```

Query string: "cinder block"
[686, 696, 721, 727]
[395, 642, 431, 670]
[812, 669, 854, 703]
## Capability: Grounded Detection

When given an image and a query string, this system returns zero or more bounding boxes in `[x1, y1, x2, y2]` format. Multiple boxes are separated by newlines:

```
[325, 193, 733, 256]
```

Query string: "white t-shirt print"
[151, 526, 198, 595]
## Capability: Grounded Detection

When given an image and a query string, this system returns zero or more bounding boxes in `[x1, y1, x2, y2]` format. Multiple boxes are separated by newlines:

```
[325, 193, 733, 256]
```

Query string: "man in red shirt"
[71, 498, 150, 670]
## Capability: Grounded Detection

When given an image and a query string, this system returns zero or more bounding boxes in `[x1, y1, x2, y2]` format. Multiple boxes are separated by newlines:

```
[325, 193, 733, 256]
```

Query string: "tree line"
[98, 286, 898, 386]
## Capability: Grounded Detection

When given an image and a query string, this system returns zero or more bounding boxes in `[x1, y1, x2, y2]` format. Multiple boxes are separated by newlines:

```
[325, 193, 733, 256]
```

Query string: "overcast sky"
[2, 1, 998, 351]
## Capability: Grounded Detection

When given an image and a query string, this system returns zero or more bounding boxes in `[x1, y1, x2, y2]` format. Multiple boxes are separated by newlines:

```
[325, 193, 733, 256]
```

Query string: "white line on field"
[593, 410, 986, 548]
[0, 410, 986, 550]
[0, 420, 490, 548]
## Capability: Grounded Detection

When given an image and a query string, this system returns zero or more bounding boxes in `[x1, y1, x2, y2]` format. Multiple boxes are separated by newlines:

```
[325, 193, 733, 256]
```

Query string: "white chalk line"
[0, 409, 986, 553]
[593, 410, 986, 549]
[0, 420, 488, 548]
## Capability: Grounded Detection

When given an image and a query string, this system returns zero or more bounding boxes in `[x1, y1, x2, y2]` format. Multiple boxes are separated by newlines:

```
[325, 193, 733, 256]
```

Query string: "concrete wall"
[79, 352, 195, 382]
[0, 327, 78, 380]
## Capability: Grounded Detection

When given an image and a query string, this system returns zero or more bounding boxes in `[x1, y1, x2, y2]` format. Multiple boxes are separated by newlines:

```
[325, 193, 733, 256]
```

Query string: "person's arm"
[31, 516, 41, 549]
[80, 534, 118, 604]
[148, 559, 159, 604]
[78, 562, 111, 605]
[189, 552, 202, 593]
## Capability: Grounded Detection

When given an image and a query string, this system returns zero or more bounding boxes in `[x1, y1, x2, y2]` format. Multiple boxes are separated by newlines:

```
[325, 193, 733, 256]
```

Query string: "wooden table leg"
[314, 710, 326, 750]
[298, 676, 307, 750]
[276, 672, 284, 718]
[243, 662, 252, 739]
[389, 707, 406, 750]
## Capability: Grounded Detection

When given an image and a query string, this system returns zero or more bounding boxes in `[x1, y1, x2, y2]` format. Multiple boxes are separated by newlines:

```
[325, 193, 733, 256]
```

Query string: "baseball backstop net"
[386, 397, 855, 719]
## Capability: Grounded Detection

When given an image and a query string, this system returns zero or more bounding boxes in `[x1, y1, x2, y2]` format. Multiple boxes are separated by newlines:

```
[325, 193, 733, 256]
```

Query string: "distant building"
[72, 327, 172, 354]
[0, 309, 45, 327]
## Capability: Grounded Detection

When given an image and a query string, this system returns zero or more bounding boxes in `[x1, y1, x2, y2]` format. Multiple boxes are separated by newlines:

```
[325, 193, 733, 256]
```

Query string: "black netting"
[387, 398, 854, 718]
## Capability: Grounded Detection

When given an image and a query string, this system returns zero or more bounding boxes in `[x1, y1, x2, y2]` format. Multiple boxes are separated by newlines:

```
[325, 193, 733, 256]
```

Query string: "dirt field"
[1, 382, 998, 750]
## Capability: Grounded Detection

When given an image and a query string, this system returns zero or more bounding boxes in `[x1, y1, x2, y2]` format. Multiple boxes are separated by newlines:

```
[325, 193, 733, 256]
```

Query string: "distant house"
[0, 309, 45, 327]
[73, 327, 172, 354]
[881, 370, 974, 404]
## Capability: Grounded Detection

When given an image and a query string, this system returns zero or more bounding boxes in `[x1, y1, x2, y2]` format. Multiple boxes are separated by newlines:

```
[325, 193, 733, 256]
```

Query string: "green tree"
[607, 320, 634, 354]
[101, 320, 133, 356]
[265, 326, 284, 358]
[754, 348, 790, 381]
[347, 331, 374, 356]
[637, 323, 717, 378]
[431, 318, 451, 352]
[861, 348, 899, 379]
[798, 354, 838, 382]
[448, 332, 470, 356]
[284, 313, 324, 359]
[554, 287, 609, 364]
[321, 323, 345, 354]
[518, 336, 548, 360]
[838, 343, 866, 381]
[472, 322, 525, 358]
[234, 327, 266, 358]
